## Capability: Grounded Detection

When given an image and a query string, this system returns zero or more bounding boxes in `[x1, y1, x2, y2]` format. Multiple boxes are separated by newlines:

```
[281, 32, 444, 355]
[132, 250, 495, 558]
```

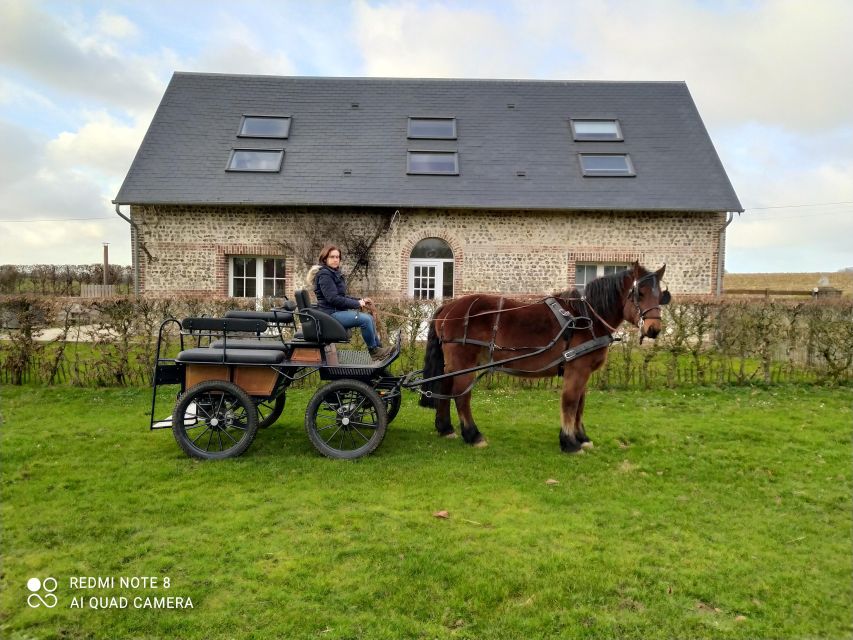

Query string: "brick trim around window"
[216, 244, 288, 297]
[399, 232, 463, 296]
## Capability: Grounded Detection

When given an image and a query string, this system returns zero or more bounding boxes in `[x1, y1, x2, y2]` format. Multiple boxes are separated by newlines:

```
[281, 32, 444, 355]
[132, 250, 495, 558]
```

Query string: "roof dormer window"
[238, 115, 291, 139]
[571, 119, 622, 141]
[408, 118, 457, 139]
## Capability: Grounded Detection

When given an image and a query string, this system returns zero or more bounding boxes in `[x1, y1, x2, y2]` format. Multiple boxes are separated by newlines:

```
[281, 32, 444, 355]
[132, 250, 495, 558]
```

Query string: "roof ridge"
[171, 71, 687, 86]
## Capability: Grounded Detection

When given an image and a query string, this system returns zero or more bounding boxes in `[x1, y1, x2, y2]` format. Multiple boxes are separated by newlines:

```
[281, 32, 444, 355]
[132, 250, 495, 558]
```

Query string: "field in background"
[725, 271, 853, 297]
[2, 384, 850, 640]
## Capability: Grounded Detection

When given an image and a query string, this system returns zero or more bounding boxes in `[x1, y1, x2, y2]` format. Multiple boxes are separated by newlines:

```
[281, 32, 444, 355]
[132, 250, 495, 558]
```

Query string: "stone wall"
[129, 205, 725, 297]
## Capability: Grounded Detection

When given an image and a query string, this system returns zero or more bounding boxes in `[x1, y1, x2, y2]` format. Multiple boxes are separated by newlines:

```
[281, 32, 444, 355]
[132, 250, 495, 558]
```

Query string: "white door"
[409, 260, 444, 300]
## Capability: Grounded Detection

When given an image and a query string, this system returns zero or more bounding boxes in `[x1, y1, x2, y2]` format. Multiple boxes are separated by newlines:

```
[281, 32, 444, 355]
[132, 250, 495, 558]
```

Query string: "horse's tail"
[418, 309, 445, 409]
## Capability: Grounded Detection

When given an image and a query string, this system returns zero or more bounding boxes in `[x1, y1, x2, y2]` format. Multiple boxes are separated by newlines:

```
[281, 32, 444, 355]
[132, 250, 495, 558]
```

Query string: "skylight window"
[238, 116, 291, 138]
[227, 149, 284, 172]
[408, 118, 457, 139]
[571, 120, 622, 141]
[579, 154, 635, 177]
[407, 151, 459, 175]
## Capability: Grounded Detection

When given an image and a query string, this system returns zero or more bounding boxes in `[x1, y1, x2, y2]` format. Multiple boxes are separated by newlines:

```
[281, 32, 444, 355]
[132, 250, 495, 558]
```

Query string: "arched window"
[409, 238, 454, 299]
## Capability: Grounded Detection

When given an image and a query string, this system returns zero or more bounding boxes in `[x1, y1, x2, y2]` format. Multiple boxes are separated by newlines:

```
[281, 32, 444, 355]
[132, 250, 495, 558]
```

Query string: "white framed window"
[575, 263, 631, 295]
[229, 257, 286, 299]
[408, 238, 454, 299]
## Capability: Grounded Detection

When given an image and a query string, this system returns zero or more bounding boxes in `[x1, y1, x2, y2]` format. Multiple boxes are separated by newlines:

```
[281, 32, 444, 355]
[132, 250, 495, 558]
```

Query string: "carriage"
[150, 263, 670, 459]
[150, 290, 405, 460]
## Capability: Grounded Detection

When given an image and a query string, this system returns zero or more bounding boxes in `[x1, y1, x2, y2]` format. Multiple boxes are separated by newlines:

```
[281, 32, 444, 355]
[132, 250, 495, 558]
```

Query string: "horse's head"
[624, 263, 670, 341]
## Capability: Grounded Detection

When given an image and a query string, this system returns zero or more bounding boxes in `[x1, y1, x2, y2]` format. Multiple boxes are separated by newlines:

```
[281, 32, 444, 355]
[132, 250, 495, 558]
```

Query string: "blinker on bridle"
[628, 272, 670, 339]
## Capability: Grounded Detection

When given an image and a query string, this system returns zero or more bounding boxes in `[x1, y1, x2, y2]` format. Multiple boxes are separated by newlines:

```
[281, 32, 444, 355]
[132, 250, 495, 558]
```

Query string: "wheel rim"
[256, 394, 284, 428]
[180, 390, 252, 455]
[314, 388, 381, 452]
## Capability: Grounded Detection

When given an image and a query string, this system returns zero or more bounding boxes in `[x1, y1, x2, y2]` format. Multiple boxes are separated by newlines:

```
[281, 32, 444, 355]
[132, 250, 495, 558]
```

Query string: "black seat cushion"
[176, 348, 285, 365]
[224, 310, 294, 324]
[209, 339, 288, 351]
[299, 308, 350, 343]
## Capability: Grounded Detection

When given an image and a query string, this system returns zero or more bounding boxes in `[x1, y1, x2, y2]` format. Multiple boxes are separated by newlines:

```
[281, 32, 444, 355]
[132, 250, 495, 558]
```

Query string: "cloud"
[352, 0, 530, 78]
[0, 0, 165, 110]
[95, 11, 140, 40]
[46, 111, 150, 179]
[0, 119, 131, 264]
[182, 19, 298, 76]
[521, 0, 853, 131]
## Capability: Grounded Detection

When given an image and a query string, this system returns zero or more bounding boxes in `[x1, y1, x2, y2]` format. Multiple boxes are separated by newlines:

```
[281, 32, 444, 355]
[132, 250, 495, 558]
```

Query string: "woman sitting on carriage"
[308, 244, 392, 362]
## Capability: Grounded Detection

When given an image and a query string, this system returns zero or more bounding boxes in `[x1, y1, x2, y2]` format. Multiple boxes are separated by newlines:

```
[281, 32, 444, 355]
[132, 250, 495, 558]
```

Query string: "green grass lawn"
[1, 384, 850, 639]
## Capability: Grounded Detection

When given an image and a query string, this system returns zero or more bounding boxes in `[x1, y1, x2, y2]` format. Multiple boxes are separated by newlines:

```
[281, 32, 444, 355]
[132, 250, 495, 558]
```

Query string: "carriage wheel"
[172, 380, 259, 460]
[379, 390, 402, 424]
[305, 380, 387, 459]
[256, 393, 286, 429]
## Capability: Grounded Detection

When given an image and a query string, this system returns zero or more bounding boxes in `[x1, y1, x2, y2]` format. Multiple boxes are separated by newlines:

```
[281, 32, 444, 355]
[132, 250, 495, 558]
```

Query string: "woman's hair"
[318, 244, 342, 265]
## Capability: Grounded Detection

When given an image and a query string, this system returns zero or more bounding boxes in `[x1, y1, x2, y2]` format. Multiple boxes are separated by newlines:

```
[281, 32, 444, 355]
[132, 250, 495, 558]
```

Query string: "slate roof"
[114, 73, 742, 212]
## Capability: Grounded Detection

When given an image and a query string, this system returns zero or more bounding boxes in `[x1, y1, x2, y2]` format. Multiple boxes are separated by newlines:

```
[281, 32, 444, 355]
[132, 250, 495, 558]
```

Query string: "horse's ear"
[631, 261, 641, 277]
[655, 263, 666, 280]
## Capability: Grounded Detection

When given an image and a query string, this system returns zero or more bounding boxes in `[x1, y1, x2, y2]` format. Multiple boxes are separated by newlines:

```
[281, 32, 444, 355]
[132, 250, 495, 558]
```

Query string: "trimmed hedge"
[1, 294, 850, 388]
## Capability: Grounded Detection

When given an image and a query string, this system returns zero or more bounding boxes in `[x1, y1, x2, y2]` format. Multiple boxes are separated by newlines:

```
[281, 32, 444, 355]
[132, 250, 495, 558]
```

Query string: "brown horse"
[419, 263, 669, 453]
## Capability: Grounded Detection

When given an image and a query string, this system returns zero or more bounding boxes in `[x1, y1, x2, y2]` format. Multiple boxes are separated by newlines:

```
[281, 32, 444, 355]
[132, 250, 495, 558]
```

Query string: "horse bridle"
[628, 273, 671, 336]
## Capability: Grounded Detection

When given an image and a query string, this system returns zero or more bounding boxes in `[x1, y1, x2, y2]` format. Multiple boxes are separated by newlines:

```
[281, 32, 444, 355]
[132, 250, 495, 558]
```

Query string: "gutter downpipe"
[114, 203, 140, 296]
[717, 212, 736, 296]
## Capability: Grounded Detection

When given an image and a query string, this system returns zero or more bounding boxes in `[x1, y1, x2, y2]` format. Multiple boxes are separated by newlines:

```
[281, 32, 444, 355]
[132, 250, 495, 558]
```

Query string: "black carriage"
[150, 290, 403, 460]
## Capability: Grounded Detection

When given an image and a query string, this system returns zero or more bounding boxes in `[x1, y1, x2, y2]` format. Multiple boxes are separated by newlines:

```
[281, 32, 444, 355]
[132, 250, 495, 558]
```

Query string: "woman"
[311, 244, 392, 361]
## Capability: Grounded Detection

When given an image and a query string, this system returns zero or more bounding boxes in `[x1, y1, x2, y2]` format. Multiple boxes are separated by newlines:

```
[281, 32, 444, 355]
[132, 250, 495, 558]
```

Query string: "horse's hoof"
[473, 439, 489, 448]
[581, 441, 594, 450]
[441, 432, 458, 439]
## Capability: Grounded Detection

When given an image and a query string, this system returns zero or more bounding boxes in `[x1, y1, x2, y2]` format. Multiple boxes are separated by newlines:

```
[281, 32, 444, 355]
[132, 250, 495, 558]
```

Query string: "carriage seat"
[176, 348, 286, 365]
[293, 289, 350, 344]
[209, 339, 288, 351]
[224, 308, 295, 325]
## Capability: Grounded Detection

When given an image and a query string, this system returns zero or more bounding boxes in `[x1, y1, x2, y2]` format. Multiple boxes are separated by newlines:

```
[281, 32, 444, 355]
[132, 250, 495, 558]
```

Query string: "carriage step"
[152, 402, 198, 430]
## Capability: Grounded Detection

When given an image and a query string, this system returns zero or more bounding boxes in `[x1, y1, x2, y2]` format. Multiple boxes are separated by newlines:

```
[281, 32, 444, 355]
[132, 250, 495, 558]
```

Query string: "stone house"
[114, 73, 742, 300]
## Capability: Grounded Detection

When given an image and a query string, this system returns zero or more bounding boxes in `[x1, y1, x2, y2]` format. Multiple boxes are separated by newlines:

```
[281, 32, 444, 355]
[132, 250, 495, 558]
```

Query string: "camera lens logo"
[27, 577, 58, 608]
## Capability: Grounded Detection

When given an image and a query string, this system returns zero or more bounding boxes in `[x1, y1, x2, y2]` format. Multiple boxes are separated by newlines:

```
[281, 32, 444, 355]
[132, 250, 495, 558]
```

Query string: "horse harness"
[437, 295, 616, 376]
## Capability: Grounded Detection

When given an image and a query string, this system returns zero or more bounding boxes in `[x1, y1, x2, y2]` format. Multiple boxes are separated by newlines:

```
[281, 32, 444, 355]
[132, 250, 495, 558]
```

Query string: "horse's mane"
[555, 269, 630, 317]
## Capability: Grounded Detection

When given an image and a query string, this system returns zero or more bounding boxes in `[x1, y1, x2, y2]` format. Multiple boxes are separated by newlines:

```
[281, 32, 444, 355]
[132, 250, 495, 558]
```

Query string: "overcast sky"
[1, 0, 851, 273]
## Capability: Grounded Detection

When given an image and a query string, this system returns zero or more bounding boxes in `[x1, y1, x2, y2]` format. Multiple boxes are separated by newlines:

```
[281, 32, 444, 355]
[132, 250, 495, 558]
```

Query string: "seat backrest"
[181, 317, 268, 334]
[295, 289, 311, 309]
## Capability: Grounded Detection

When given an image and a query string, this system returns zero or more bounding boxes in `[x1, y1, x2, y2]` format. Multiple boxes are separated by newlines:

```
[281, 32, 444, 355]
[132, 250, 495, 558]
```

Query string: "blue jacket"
[314, 265, 360, 314]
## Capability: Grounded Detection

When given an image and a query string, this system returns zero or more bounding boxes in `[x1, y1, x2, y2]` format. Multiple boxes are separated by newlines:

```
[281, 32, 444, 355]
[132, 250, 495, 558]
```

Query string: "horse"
[418, 263, 670, 453]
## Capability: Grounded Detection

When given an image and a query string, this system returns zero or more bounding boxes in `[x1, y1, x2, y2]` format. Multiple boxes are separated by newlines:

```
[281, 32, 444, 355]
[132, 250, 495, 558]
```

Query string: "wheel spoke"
[221, 428, 239, 445]
[322, 425, 343, 443]
[191, 426, 212, 445]
[350, 426, 370, 443]
[217, 429, 224, 451]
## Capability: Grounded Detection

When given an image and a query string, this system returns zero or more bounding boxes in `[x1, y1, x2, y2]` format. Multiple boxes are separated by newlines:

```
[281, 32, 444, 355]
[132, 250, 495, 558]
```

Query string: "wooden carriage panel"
[186, 364, 229, 387]
[233, 367, 278, 396]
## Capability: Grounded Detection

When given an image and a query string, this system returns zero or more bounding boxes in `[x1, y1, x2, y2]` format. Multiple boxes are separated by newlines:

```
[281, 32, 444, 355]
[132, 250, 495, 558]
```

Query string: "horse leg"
[453, 373, 486, 447]
[559, 372, 588, 454]
[434, 377, 456, 438]
[575, 392, 594, 450]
